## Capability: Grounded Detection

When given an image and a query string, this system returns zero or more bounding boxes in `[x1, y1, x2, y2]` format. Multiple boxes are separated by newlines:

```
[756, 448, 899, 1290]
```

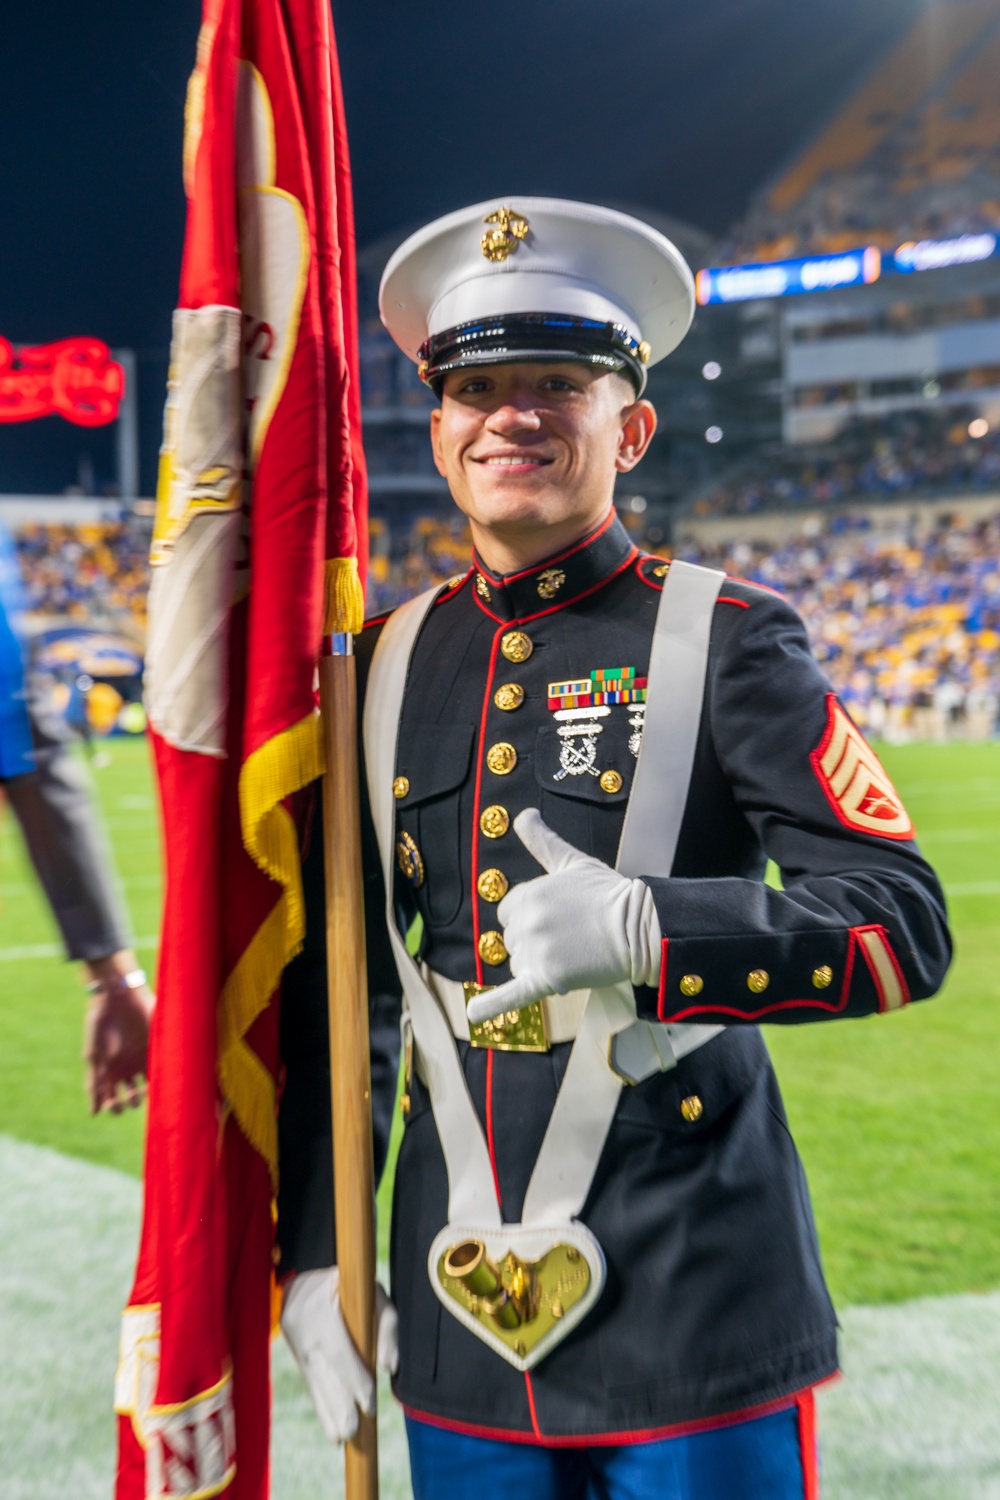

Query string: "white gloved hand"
[280, 1266, 399, 1444]
[467, 808, 662, 1025]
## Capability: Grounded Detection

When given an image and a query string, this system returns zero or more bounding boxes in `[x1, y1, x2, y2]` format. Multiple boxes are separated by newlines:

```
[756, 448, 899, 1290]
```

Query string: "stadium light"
[968, 417, 990, 439]
[629, 495, 647, 513]
[705, 426, 723, 444]
[702, 361, 722, 380]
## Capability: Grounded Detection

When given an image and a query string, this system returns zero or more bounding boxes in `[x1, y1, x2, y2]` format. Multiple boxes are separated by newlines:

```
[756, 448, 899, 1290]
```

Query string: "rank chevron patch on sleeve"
[811, 695, 915, 840]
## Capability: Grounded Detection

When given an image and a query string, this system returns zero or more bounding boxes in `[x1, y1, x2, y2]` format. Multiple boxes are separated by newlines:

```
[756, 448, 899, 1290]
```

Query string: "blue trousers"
[405, 1397, 817, 1500]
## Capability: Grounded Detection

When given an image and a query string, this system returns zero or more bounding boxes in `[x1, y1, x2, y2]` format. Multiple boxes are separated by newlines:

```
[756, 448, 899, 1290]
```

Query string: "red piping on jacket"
[471, 628, 505, 986]
[472, 548, 639, 626]
[484, 1050, 502, 1208]
[436, 569, 474, 604]
[855, 922, 911, 1012]
[472, 626, 506, 1211]
[660, 925, 863, 1023]
[473, 509, 617, 586]
[401, 1372, 839, 1449]
[523, 1371, 543, 1441]
[633, 557, 748, 608]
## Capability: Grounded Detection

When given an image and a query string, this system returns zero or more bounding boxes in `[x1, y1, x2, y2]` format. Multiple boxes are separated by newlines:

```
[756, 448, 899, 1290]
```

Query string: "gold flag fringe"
[324, 555, 365, 635]
[219, 711, 326, 1183]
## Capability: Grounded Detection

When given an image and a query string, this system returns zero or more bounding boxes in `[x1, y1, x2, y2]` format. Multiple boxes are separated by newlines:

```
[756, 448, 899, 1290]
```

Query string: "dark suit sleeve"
[276, 628, 403, 1275]
[2, 676, 131, 961]
[636, 590, 952, 1025]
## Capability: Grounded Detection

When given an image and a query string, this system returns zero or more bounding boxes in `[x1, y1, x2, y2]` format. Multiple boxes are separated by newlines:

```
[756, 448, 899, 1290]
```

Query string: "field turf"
[1, 737, 997, 1307]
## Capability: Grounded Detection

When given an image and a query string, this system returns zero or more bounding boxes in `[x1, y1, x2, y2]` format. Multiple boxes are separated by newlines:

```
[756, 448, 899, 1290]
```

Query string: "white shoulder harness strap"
[363, 559, 725, 1367]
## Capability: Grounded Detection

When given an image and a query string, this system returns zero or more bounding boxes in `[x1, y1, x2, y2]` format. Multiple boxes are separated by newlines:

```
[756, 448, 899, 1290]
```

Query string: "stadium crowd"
[682, 511, 1000, 742]
[692, 408, 1000, 517]
[10, 505, 1000, 743]
[365, 509, 1000, 744]
[14, 521, 148, 625]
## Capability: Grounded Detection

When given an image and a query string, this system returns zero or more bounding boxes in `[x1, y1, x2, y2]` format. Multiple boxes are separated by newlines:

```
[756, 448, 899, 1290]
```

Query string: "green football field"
[1, 736, 998, 1309]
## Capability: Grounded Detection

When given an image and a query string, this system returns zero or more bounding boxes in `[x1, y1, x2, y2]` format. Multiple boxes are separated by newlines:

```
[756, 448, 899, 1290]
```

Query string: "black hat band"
[418, 313, 649, 395]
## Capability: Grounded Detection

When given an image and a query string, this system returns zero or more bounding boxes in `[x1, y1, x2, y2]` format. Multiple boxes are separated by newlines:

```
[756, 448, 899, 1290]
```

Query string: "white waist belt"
[423, 966, 721, 1083]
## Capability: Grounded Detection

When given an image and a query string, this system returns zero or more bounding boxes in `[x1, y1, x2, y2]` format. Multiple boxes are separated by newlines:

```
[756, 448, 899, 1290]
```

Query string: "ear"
[429, 407, 448, 477]
[615, 398, 657, 473]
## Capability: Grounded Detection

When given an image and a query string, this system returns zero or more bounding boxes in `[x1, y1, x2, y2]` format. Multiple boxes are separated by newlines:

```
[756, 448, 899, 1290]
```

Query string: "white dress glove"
[280, 1266, 399, 1443]
[467, 808, 663, 1025]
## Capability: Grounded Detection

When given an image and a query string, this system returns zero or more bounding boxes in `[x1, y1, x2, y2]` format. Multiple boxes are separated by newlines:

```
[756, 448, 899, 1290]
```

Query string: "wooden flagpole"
[320, 637, 379, 1500]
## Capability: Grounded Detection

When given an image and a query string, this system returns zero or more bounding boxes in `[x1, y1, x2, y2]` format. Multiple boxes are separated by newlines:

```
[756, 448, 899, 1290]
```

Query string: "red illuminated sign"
[0, 337, 124, 427]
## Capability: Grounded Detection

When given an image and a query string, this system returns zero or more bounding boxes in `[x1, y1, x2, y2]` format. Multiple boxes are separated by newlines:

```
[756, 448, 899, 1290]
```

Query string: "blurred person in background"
[0, 520, 152, 1113]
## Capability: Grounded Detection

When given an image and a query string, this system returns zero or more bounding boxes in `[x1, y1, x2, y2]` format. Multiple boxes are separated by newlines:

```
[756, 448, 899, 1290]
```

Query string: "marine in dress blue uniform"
[276, 200, 952, 1499]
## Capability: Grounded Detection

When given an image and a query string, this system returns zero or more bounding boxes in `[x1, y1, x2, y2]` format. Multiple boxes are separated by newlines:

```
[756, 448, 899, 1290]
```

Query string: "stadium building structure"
[688, 0, 1000, 515]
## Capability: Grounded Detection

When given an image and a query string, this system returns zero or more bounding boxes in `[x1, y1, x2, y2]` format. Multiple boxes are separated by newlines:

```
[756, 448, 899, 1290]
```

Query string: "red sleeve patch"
[810, 695, 915, 841]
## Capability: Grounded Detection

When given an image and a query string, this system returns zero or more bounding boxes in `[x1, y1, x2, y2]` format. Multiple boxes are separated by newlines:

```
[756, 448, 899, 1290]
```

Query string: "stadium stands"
[15, 521, 148, 625]
[10, 499, 999, 744]
[690, 407, 1000, 517]
[681, 510, 1000, 742]
[720, 0, 1000, 265]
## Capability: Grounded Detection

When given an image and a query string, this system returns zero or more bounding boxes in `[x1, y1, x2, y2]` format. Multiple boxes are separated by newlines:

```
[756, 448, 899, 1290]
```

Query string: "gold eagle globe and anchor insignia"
[536, 567, 565, 600]
[481, 207, 531, 262]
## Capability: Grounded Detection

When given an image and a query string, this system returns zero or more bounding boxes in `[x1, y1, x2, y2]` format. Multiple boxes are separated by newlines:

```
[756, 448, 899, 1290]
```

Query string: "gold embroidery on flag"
[812, 697, 914, 840]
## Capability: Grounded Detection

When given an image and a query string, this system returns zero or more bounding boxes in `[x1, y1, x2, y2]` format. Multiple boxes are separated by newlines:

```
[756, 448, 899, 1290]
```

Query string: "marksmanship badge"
[547, 667, 648, 781]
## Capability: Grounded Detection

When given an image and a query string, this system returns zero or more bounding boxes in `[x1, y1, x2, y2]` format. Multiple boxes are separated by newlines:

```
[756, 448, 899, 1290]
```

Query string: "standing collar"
[471, 511, 636, 622]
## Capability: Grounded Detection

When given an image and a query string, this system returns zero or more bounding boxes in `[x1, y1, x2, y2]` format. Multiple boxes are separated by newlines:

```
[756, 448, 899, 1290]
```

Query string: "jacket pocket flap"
[533, 724, 632, 804]
[397, 723, 476, 804]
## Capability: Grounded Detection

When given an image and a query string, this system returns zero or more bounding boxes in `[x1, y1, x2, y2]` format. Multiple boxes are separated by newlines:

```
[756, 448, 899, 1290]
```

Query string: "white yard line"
[0, 936, 159, 962]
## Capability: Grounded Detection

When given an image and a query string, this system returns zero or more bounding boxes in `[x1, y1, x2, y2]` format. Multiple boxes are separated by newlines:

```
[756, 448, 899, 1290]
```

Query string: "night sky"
[1, 0, 921, 495]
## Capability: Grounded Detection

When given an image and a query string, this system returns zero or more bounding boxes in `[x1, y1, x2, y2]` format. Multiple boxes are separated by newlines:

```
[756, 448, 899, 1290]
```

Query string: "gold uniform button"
[679, 974, 703, 997]
[480, 805, 510, 838]
[478, 930, 508, 966]
[599, 769, 623, 794]
[812, 965, 834, 990]
[747, 969, 770, 994]
[494, 683, 525, 712]
[478, 868, 509, 903]
[501, 630, 533, 663]
[486, 742, 517, 775]
[392, 775, 410, 800]
[680, 1094, 704, 1123]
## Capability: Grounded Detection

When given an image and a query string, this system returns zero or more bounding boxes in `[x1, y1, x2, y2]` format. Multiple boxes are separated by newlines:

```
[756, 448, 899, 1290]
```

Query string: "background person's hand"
[82, 950, 154, 1114]
[281, 1266, 400, 1444]
[467, 809, 662, 1025]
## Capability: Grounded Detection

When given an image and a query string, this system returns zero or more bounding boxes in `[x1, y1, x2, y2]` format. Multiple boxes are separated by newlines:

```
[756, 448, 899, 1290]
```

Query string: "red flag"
[115, 2, 366, 1495]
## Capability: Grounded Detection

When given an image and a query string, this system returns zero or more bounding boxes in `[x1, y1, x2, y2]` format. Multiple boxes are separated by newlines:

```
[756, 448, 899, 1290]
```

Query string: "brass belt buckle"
[464, 981, 549, 1052]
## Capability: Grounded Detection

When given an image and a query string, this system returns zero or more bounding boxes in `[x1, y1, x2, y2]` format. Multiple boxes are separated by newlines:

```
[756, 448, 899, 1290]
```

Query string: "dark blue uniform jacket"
[277, 513, 951, 1443]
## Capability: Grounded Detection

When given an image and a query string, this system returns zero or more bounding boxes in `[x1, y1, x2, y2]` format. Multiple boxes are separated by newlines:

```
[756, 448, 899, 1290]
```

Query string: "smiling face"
[429, 361, 657, 573]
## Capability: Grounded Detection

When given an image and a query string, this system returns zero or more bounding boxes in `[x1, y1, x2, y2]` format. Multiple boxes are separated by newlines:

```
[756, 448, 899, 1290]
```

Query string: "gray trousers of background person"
[1, 678, 130, 962]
